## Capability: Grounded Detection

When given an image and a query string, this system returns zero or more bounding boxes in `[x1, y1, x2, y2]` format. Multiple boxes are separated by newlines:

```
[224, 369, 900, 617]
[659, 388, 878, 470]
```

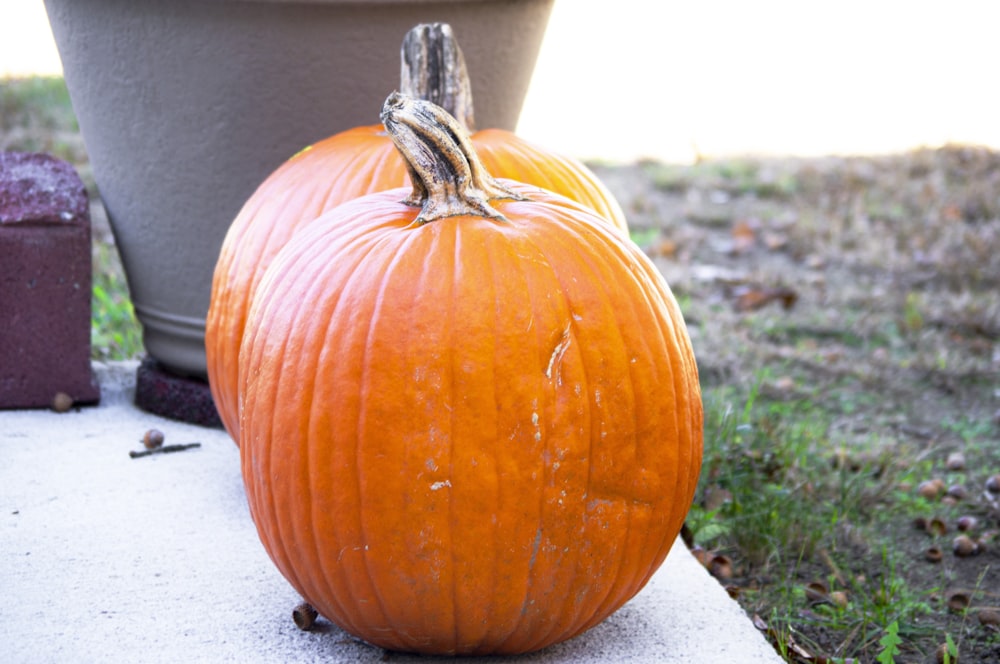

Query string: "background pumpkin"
[206, 23, 626, 441]
[238, 93, 702, 655]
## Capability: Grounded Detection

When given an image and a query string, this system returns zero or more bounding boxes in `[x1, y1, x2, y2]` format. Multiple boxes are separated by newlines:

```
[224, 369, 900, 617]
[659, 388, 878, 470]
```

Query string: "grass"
[690, 375, 998, 662]
[90, 243, 144, 361]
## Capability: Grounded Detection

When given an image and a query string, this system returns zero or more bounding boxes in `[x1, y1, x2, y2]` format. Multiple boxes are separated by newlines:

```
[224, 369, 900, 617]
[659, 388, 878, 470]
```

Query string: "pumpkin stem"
[381, 92, 524, 225]
[400, 23, 476, 132]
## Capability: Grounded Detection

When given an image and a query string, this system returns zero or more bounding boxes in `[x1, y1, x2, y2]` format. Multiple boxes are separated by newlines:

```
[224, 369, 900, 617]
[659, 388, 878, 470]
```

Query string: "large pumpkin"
[206, 23, 626, 440]
[238, 93, 702, 656]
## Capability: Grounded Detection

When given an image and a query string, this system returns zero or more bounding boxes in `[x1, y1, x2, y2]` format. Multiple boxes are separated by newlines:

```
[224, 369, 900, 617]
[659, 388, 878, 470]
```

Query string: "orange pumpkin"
[206, 23, 625, 440]
[238, 93, 702, 656]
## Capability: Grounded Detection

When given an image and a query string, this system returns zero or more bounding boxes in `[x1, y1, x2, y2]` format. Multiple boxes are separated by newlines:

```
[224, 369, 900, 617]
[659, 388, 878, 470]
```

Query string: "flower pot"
[43, 0, 553, 379]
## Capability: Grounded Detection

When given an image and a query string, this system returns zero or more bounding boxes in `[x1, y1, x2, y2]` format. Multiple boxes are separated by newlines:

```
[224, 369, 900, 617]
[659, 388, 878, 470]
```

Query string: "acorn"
[292, 602, 318, 631]
[925, 546, 943, 563]
[709, 554, 734, 580]
[142, 429, 165, 450]
[51, 392, 73, 413]
[804, 580, 829, 604]
[690, 545, 711, 567]
[956, 515, 978, 532]
[952, 535, 978, 557]
[928, 517, 949, 536]
[985, 474, 1000, 494]
[947, 590, 971, 613]
[918, 479, 945, 500]
[829, 590, 849, 609]
[946, 484, 968, 501]
[945, 451, 966, 471]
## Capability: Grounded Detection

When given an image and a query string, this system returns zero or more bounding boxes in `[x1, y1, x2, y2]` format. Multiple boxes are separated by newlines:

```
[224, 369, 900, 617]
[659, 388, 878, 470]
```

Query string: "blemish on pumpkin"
[289, 143, 314, 160]
[429, 480, 451, 491]
[544, 323, 572, 383]
[528, 528, 542, 569]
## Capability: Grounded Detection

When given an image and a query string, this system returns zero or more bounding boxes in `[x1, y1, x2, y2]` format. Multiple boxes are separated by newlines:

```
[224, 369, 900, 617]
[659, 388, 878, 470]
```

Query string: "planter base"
[135, 356, 223, 429]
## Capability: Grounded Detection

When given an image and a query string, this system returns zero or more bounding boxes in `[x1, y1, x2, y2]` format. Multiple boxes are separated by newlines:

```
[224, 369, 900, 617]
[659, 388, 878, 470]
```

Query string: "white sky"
[4, 0, 1000, 163]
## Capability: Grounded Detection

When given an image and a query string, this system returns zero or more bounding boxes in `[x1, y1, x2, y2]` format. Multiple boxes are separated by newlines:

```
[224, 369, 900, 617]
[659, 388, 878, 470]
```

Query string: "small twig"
[129, 442, 201, 458]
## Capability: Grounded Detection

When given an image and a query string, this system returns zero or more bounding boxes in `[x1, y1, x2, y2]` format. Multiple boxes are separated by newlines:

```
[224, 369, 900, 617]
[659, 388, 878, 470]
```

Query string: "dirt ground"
[596, 147, 998, 429]
[592, 146, 1000, 662]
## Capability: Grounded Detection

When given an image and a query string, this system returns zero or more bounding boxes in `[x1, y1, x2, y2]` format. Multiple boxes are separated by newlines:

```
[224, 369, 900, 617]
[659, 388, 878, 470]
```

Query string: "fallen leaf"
[979, 608, 1000, 628]
[730, 219, 757, 254]
[655, 238, 678, 258]
[734, 286, 799, 312]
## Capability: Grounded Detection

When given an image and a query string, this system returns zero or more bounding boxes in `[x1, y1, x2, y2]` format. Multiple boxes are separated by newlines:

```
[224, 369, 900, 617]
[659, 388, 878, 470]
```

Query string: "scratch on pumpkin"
[544, 323, 572, 383]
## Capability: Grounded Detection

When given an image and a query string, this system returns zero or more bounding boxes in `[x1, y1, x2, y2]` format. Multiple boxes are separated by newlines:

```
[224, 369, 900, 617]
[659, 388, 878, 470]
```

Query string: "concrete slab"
[1, 361, 783, 663]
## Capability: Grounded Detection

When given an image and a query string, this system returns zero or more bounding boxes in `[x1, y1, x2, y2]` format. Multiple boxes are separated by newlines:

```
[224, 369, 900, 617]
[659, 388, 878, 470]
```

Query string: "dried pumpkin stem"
[381, 91, 523, 225]
[400, 23, 475, 132]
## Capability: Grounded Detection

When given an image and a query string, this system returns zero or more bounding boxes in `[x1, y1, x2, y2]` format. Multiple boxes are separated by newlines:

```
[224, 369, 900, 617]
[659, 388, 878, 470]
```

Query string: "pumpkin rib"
[210, 168, 324, 437]
[280, 259, 348, 623]
[617, 251, 702, 576]
[485, 226, 539, 650]
[359, 218, 505, 650]
[297, 239, 393, 633]
[208, 186, 286, 437]
[240, 246, 317, 600]
[316, 219, 424, 638]
[494, 223, 569, 653]
[623, 270, 701, 600]
[608, 282, 683, 624]
[450, 219, 516, 653]
[444, 220, 462, 650]
[245, 214, 403, 636]
[604, 248, 700, 615]
[557, 230, 677, 618]
[352, 228, 431, 643]
[474, 223, 550, 652]
[254, 242, 359, 608]
[505, 218, 586, 650]
[314, 218, 400, 626]
[515, 207, 641, 652]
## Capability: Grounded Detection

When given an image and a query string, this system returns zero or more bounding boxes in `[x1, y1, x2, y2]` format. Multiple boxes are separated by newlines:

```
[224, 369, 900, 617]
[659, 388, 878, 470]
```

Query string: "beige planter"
[44, 0, 553, 378]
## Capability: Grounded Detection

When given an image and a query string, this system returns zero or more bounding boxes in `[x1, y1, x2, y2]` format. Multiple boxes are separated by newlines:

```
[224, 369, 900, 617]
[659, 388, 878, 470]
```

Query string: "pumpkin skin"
[207, 115, 626, 445]
[237, 94, 702, 656]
